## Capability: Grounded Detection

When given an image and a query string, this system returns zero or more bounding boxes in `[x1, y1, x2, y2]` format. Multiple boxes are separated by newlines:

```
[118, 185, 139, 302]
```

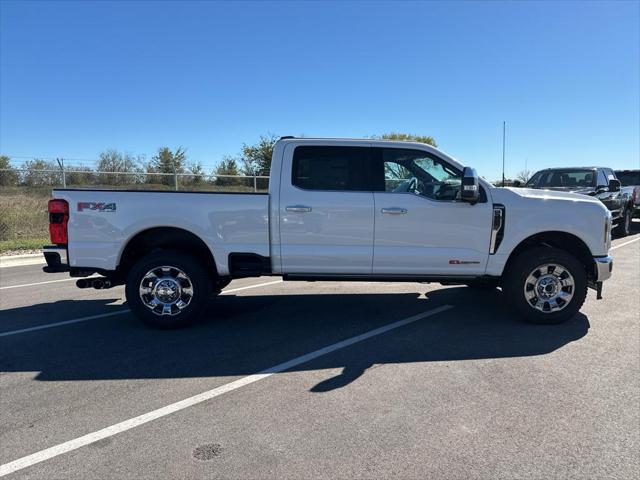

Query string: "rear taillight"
[48, 199, 69, 245]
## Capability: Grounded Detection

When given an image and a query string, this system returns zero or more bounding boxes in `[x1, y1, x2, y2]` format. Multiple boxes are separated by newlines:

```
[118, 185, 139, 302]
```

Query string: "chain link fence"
[0, 168, 269, 248]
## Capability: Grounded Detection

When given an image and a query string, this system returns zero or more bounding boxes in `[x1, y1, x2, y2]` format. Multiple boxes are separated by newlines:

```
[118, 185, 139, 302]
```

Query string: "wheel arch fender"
[502, 231, 595, 281]
[116, 226, 218, 280]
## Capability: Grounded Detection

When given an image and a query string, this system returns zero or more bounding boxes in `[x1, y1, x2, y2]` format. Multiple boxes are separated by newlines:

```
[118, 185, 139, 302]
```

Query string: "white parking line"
[0, 276, 282, 292]
[611, 237, 640, 251]
[0, 311, 130, 337]
[0, 279, 283, 337]
[0, 277, 79, 291]
[222, 279, 283, 293]
[0, 304, 452, 477]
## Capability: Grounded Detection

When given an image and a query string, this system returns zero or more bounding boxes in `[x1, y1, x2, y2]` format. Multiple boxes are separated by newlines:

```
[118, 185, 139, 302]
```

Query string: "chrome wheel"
[139, 266, 194, 316]
[523, 263, 575, 313]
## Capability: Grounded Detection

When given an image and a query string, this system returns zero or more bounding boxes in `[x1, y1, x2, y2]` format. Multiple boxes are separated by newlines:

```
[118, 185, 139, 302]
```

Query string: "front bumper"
[589, 255, 613, 300]
[594, 255, 613, 282]
[42, 245, 69, 273]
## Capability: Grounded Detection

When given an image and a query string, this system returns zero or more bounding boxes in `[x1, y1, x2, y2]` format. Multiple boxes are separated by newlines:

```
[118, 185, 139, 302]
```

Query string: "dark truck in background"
[525, 167, 635, 237]
[615, 169, 640, 220]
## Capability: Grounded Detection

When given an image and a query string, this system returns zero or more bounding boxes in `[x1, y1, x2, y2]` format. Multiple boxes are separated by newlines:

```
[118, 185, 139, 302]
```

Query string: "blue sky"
[1, 0, 638, 180]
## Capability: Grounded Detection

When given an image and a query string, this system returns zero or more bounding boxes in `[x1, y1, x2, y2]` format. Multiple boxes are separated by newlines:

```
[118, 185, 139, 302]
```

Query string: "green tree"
[147, 147, 188, 186]
[20, 159, 61, 186]
[184, 162, 205, 186]
[374, 132, 438, 147]
[65, 164, 95, 187]
[149, 147, 187, 174]
[214, 156, 240, 187]
[0, 155, 19, 186]
[96, 150, 143, 186]
[237, 134, 278, 176]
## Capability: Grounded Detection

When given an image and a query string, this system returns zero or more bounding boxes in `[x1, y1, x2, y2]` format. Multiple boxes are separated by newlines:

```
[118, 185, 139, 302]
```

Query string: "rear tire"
[125, 250, 212, 329]
[503, 246, 587, 324]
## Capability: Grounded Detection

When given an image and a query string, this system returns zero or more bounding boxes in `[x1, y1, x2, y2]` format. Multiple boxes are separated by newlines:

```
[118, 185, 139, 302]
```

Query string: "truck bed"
[52, 189, 270, 276]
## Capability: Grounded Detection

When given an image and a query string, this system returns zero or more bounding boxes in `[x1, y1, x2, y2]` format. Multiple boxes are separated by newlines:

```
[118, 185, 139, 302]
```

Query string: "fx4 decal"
[77, 202, 117, 212]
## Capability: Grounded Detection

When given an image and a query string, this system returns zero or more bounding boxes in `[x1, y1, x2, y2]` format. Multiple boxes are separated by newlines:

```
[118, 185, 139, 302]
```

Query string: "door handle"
[286, 205, 312, 213]
[381, 207, 408, 215]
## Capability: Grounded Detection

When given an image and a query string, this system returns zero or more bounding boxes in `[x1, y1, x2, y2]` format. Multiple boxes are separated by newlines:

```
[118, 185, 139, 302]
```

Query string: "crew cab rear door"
[278, 143, 375, 274]
[371, 147, 493, 276]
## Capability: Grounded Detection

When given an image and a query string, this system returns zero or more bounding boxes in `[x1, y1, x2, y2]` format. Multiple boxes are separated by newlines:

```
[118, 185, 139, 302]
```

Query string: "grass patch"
[0, 238, 49, 253]
[0, 190, 50, 244]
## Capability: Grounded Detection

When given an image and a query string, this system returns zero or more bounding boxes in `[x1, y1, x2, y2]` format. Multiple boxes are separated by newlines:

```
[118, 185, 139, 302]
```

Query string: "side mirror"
[461, 167, 479, 204]
[608, 178, 621, 192]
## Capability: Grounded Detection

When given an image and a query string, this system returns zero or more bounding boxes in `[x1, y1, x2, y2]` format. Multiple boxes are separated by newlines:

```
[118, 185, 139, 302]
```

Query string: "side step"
[228, 253, 271, 278]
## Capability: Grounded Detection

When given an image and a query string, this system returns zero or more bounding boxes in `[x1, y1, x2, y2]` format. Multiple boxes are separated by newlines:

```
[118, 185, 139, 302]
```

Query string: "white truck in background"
[42, 138, 613, 328]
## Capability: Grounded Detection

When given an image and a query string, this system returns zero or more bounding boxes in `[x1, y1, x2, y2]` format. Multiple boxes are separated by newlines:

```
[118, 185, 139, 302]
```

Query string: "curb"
[0, 253, 45, 269]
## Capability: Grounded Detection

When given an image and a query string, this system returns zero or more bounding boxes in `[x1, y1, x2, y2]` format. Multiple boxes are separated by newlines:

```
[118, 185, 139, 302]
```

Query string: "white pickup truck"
[43, 138, 613, 328]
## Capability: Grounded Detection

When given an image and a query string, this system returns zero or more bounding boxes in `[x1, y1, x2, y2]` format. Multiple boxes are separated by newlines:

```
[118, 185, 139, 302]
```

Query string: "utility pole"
[171, 159, 178, 191]
[501, 121, 506, 187]
[56, 158, 66, 188]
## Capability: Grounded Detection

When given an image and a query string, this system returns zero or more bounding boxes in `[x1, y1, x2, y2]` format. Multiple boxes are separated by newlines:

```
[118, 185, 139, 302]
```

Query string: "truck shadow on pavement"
[0, 286, 590, 392]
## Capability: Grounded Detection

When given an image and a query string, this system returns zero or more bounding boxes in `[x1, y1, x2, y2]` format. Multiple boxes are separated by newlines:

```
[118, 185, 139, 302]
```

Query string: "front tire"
[503, 247, 587, 324]
[125, 250, 212, 329]
[614, 208, 631, 238]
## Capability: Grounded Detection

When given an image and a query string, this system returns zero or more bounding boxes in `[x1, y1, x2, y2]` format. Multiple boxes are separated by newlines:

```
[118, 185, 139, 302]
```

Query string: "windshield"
[525, 169, 595, 189]
[615, 171, 640, 186]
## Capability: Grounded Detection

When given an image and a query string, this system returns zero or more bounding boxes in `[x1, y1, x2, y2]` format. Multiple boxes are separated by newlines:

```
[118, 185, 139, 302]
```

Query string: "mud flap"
[588, 281, 604, 300]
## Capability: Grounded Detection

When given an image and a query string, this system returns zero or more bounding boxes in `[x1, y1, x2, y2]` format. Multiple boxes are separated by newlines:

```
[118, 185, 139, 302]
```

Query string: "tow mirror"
[608, 178, 621, 192]
[461, 167, 479, 204]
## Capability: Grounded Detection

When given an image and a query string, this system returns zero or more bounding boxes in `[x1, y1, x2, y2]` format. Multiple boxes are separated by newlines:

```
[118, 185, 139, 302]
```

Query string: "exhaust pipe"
[92, 278, 112, 290]
[76, 277, 113, 289]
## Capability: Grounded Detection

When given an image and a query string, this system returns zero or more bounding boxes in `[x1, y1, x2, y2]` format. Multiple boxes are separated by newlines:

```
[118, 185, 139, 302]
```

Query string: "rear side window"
[615, 170, 640, 186]
[292, 146, 371, 191]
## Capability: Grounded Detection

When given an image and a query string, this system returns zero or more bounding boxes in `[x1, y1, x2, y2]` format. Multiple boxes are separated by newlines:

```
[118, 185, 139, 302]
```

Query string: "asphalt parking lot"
[1, 225, 639, 479]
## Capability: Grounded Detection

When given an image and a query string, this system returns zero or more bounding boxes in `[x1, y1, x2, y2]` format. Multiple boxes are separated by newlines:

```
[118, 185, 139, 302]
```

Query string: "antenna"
[501, 121, 506, 187]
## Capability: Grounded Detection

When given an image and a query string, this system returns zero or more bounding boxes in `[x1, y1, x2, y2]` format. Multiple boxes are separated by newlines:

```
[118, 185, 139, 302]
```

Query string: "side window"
[380, 148, 463, 201]
[597, 170, 608, 187]
[292, 146, 371, 191]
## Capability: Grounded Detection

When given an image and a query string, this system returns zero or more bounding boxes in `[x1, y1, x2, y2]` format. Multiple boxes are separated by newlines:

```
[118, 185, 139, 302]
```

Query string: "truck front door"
[596, 168, 622, 219]
[371, 147, 493, 276]
[278, 144, 375, 274]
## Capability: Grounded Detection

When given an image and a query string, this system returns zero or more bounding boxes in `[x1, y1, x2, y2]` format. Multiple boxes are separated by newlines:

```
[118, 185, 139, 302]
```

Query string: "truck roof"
[275, 136, 470, 181]
[534, 166, 606, 171]
[277, 136, 439, 148]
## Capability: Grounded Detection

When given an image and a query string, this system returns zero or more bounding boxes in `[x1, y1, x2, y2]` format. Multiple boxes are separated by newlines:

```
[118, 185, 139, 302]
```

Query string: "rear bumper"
[42, 245, 69, 273]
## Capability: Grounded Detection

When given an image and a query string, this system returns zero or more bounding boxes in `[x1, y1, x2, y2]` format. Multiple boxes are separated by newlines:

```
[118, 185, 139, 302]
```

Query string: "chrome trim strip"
[489, 207, 503, 254]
